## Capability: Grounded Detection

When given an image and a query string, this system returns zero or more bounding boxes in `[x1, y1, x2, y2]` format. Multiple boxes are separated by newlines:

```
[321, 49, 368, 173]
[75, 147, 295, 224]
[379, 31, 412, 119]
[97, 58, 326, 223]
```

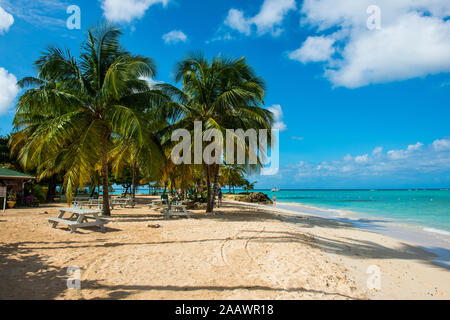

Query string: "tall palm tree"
[220, 165, 246, 193]
[11, 23, 160, 216]
[161, 54, 273, 213]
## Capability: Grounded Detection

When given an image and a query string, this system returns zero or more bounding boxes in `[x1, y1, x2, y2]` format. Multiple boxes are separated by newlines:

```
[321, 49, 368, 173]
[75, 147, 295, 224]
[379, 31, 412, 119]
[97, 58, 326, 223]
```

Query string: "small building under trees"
[0, 167, 35, 203]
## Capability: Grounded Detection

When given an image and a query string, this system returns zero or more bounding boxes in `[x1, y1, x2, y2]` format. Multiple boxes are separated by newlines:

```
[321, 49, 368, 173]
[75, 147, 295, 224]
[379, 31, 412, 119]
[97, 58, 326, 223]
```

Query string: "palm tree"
[11, 23, 160, 216]
[161, 54, 273, 213]
[243, 180, 256, 194]
[220, 165, 246, 193]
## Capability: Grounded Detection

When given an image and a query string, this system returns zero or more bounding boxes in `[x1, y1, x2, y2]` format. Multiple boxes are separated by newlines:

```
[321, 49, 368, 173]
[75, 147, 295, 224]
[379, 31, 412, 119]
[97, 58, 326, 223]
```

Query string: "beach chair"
[87, 197, 114, 210]
[149, 194, 170, 209]
[161, 204, 190, 220]
[112, 196, 135, 208]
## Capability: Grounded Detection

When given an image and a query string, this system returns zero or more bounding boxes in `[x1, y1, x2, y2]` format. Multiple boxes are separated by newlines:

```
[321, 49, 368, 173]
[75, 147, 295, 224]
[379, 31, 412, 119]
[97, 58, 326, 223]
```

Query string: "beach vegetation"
[8, 24, 274, 215]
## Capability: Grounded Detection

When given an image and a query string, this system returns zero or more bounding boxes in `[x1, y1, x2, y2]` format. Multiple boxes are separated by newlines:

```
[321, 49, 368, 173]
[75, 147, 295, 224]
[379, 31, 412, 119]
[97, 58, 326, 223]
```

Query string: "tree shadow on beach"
[0, 242, 70, 299]
[195, 202, 449, 269]
[109, 213, 167, 223]
[8, 226, 446, 269]
[77, 281, 359, 300]
[245, 230, 443, 264]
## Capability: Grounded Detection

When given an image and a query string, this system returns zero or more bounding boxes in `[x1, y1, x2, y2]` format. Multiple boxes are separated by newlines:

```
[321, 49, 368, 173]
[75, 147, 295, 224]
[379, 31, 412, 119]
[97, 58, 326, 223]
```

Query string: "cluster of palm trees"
[9, 23, 274, 216]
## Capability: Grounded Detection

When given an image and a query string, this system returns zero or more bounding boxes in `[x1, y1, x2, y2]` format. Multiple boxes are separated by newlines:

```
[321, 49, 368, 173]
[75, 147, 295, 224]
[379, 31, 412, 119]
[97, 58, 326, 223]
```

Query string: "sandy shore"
[0, 196, 448, 300]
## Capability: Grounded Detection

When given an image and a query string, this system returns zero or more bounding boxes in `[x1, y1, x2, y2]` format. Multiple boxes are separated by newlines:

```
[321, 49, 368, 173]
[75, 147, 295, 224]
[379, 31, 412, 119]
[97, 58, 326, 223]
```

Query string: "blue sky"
[0, 0, 449, 189]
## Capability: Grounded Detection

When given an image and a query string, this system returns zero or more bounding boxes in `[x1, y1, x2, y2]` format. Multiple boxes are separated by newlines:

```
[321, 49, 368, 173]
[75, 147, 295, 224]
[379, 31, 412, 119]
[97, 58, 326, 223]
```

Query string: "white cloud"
[0, 6, 14, 33]
[0, 67, 19, 115]
[101, 0, 169, 23]
[372, 146, 383, 155]
[407, 142, 424, 152]
[432, 138, 450, 151]
[291, 136, 304, 141]
[1, 0, 68, 28]
[207, 33, 234, 43]
[387, 142, 423, 160]
[288, 36, 335, 63]
[290, 137, 450, 180]
[326, 14, 450, 88]
[301, 0, 450, 30]
[162, 30, 187, 44]
[292, 0, 450, 88]
[224, 9, 251, 35]
[268, 104, 287, 131]
[251, 0, 297, 35]
[355, 154, 369, 164]
[224, 0, 296, 37]
[387, 150, 407, 160]
[343, 154, 353, 162]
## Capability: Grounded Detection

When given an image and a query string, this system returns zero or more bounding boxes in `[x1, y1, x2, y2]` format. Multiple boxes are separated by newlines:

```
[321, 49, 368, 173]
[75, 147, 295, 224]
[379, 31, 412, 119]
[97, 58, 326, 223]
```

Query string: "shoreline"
[228, 199, 450, 270]
[226, 199, 450, 299]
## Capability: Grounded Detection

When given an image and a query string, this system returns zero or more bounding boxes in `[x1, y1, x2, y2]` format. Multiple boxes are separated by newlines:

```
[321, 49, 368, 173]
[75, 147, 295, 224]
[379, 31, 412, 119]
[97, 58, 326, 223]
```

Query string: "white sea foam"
[423, 227, 450, 236]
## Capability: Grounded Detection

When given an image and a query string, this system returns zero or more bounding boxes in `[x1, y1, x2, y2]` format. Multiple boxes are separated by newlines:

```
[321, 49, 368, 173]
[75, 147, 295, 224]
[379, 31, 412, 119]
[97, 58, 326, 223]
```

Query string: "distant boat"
[271, 187, 280, 192]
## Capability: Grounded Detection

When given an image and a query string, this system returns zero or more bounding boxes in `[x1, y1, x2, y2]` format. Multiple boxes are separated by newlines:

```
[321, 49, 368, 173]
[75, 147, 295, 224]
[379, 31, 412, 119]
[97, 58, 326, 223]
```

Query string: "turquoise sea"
[258, 189, 450, 234]
[114, 187, 450, 234]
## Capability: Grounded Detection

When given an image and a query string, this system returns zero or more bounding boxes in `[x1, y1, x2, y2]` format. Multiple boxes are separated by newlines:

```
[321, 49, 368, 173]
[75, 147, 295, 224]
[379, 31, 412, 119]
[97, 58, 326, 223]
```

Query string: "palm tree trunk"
[132, 165, 136, 200]
[211, 164, 220, 210]
[205, 164, 213, 213]
[46, 175, 57, 203]
[101, 138, 111, 217]
[206, 164, 220, 213]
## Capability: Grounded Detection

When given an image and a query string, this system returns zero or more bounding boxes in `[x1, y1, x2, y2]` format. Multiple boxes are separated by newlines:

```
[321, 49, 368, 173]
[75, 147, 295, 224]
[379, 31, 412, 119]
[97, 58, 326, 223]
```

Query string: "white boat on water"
[271, 187, 280, 192]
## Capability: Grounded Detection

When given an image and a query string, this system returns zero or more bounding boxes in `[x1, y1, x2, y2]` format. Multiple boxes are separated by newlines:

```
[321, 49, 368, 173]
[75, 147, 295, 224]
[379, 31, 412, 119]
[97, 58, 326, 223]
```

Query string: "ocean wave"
[423, 227, 450, 236]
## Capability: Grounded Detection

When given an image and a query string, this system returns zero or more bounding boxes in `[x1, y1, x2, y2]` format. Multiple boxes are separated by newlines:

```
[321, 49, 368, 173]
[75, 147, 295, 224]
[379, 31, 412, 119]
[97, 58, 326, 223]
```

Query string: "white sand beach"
[0, 196, 448, 300]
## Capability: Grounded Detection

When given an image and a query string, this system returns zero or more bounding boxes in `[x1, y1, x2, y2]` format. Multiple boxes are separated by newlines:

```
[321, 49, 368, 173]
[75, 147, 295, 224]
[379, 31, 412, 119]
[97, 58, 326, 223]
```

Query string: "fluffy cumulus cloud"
[288, 36, 335, 63]
[224, 0, 296, 36]
[354, 154, 369, 164]
[101, 0, 170, 23]
[162, 30, 187, 44]
[432, 138, 450, 152]
[0, 5, 14, 33]
[267, 104, 287, 131]
[0, 67, 19, 115]
[387, 142, 423, 160]
[289, 0, 450, 88]
[225, 9, 251, 35]
[288, 138, 450, 181]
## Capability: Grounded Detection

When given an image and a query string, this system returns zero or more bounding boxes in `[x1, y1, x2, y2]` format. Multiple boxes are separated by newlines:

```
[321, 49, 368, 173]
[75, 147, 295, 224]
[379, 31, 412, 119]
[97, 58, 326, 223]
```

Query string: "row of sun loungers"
[72, 196, 135, 210]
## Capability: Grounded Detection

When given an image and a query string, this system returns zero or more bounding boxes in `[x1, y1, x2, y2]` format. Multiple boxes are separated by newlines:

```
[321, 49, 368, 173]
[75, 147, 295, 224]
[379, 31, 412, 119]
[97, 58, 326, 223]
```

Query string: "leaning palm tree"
[12, 23, 160, 216]
[160, 54, 273, 213]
